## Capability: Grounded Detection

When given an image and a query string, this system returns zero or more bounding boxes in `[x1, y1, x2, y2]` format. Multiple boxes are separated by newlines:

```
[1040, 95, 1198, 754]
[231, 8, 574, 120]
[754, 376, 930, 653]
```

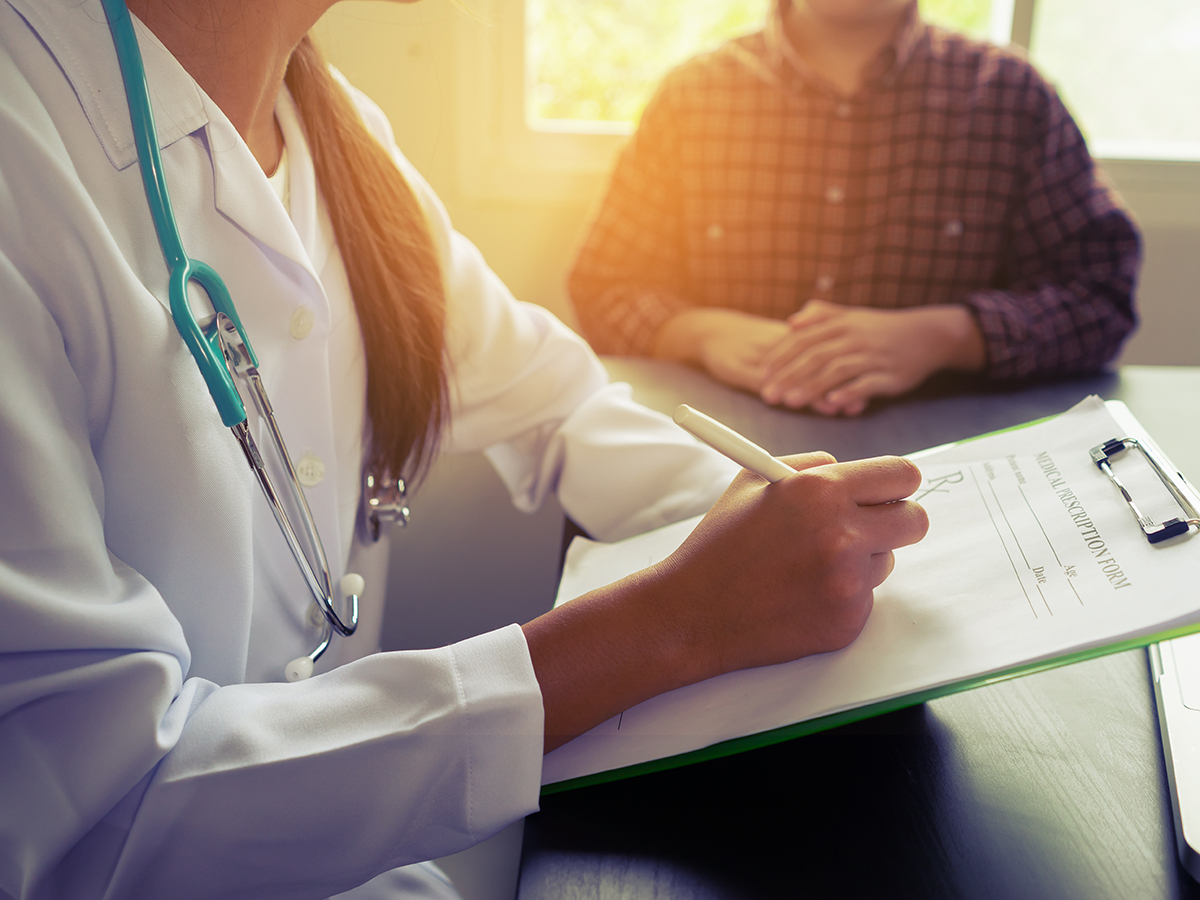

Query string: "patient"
[569, 0, 1141, 416]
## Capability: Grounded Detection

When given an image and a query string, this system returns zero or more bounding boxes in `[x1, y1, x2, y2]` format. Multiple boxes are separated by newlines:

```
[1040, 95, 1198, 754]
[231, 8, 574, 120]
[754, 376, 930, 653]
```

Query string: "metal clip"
[361, 469, 409, 543]
[1091, 437, 1200, 544]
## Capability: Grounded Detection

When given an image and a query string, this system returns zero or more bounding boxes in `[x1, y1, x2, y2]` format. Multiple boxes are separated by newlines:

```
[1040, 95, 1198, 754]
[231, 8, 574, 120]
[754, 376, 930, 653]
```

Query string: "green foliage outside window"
[920, 0, 991, 40]
[526, 0, 993, 126]
[526, 0, 769, 124]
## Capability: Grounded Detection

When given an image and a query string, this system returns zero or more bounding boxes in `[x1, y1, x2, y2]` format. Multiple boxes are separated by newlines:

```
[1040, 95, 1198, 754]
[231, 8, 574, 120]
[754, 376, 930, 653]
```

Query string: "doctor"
[0, 1, 928, 898]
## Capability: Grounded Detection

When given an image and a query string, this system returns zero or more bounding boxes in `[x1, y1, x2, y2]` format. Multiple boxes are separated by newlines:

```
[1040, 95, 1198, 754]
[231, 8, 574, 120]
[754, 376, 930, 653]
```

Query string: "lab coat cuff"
[449, 623, 545, 838]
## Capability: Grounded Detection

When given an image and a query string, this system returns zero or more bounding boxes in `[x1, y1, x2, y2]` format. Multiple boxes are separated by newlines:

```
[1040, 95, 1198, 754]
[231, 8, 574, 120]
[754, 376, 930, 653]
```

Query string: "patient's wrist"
[651, 309, 720, 365]
[920, 305, 986, 373]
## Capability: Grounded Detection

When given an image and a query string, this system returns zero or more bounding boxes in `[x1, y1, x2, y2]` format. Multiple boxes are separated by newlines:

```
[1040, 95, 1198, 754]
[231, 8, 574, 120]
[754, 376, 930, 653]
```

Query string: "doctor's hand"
[523, 452, 928, 752]
[651, 308, 791, 393]
[758, 300, 985, 416]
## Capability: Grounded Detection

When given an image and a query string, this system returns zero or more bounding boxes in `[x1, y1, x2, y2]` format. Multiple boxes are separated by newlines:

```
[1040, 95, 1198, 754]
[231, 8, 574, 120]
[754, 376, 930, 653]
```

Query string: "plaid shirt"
[569, 4, 1141, 382]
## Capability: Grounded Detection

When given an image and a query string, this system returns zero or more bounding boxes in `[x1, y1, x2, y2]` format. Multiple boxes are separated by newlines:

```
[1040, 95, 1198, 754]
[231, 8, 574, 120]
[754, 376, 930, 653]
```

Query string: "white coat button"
[815, 274, 835, 292]
[290, 307, 315, 340]
[825, 185, 844, 204]
[296, 453, 325, 487]
[706, 223, 725, 240]
[308, 603, 326, 629]
[835, 102, 851, 118]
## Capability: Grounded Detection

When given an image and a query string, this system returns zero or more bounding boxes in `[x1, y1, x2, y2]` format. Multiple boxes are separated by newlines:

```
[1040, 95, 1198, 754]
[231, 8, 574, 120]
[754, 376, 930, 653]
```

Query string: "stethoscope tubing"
[99, 0, 360, 677]
[100, 0, 253, 428]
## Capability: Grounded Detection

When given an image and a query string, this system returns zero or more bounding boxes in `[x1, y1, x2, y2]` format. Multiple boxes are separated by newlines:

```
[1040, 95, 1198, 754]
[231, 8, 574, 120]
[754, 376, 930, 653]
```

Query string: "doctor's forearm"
[523, 455, 928, 754]
[523, 567, 706, 754]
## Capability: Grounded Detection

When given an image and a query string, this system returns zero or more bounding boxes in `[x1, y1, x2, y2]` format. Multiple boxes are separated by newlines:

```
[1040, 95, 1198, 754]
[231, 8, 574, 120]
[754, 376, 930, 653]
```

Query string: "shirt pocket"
[684, 185, 811, 313]
[875, 190, 1009, 302]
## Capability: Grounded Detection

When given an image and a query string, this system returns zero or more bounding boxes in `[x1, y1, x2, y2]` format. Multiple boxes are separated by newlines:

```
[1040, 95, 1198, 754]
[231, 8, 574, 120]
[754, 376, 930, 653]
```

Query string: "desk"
[517, 362, 1200, 900]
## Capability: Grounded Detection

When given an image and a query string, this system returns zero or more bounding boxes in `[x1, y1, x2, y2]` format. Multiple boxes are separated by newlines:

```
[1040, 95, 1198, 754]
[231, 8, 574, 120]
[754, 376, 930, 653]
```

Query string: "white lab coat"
[0, 2, 737, 898]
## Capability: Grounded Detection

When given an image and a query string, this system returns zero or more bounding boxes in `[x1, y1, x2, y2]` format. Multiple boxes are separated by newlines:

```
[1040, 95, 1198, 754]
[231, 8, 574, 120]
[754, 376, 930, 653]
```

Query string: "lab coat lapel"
[274, 89, 337, 277]
[204, 109, 322, 283]
[216, 91, 346, 654]
[8, 0, 323, 298]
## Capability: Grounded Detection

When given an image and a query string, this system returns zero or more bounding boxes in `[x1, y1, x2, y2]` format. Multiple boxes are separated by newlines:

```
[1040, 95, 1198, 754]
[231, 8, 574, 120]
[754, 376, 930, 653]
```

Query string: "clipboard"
[542, 396, 1200, 794]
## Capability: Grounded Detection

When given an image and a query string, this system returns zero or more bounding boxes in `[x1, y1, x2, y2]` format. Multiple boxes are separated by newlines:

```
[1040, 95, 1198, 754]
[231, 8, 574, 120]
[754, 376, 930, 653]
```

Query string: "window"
[1027, 0, 1200, 160]
[454, 0, 1198, 202]
[920, 0, 994, 40]
[526, 0, 770, 128]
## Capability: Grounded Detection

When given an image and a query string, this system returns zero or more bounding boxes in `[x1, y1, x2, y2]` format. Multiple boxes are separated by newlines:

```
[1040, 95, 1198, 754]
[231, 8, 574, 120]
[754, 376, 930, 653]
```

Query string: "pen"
[673, 405, 795, 483]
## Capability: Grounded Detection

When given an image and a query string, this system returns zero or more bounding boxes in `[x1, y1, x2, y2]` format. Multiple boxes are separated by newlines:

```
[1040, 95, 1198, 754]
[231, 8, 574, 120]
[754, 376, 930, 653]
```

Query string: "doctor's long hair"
[284, 36, 447, 483]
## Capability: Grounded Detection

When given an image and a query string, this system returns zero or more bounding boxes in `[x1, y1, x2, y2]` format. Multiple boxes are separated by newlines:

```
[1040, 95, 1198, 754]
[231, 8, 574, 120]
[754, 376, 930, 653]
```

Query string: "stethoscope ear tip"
[285, 657, 314, 682]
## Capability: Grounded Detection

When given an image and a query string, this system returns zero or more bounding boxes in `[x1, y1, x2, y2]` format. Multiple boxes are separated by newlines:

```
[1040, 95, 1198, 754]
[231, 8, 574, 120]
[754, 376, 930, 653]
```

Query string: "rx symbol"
[914, 470, 964, 501]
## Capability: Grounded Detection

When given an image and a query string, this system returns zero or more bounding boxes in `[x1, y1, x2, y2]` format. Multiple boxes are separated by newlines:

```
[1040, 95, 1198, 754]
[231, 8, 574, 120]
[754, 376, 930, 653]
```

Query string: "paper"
[543, 397, 1200, 786]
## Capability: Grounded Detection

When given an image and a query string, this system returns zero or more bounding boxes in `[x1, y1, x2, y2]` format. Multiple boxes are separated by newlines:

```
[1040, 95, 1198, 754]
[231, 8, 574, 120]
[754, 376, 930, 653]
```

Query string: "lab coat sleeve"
[440, 232, 739, 543]
[0, 278, 540, 897]
[346, 85, 740, 543]
[0, 264, 543, 898]
[0, 70, 543, 900]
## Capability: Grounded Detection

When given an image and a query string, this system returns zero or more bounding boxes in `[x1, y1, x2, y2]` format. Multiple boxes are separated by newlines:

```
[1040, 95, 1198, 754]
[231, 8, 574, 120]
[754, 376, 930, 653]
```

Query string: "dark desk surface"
[518, 362, 1200, 900]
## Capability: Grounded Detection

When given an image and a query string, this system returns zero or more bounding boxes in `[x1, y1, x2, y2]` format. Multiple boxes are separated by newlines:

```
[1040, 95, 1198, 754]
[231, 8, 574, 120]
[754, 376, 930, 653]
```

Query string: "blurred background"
[314, 0, 1200, 367]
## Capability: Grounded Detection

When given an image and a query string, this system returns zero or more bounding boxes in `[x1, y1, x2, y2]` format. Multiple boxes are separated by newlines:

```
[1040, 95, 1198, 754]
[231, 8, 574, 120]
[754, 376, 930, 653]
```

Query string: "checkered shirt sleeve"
[958, 68, 1141, 379]
[568, 85, 693, 357]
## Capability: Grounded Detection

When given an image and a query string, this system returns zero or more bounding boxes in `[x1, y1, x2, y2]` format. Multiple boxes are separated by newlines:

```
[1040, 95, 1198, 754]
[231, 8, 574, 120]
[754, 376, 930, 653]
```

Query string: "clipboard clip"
[1091, 437, 1200, 544]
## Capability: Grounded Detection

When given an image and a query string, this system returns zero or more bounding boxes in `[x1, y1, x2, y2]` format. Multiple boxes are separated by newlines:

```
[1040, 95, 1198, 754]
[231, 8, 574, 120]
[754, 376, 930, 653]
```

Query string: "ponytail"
[284, 36, 447, 484]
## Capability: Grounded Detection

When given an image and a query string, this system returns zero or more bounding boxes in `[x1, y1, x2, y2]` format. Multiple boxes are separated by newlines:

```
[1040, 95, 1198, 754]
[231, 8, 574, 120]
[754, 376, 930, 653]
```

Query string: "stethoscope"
[101, 0, 410, 681]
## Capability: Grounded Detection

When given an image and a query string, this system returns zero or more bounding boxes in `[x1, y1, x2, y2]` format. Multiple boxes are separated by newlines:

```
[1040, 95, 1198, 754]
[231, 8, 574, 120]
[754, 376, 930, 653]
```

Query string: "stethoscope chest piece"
[361, 470, 409, 543]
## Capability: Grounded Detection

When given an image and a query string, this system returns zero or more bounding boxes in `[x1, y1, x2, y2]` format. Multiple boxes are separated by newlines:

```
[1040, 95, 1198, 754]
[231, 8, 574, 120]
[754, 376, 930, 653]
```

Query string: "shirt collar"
[5, 0, 209, 171]
[766, 0, 925, 94]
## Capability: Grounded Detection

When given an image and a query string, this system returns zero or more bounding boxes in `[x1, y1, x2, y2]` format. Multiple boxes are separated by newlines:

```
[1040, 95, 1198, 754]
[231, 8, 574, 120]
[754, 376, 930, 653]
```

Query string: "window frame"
[454, 0, 624, 202]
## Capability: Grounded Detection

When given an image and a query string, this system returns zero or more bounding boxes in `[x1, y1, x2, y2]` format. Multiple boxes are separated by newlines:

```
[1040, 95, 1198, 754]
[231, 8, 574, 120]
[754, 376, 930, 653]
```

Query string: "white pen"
[673, 404, 796, 483]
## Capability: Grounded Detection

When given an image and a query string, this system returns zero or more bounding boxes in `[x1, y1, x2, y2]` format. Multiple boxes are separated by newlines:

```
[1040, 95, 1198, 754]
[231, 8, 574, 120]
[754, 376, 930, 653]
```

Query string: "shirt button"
[815, 274, 835, 292]
[943, 219, 964, 237]
[835, 102, 851, 118]
[825, 185, 845, 204]
[289, 307, 315, 340]
[706, 223, 725, 240]
[296, 453, 325, 487]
